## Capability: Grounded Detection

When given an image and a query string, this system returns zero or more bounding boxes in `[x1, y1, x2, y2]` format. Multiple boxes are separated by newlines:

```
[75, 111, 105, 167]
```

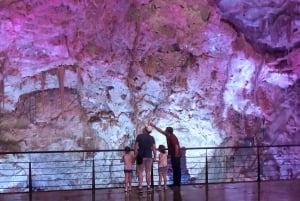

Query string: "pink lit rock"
[0, 0, 299, 163]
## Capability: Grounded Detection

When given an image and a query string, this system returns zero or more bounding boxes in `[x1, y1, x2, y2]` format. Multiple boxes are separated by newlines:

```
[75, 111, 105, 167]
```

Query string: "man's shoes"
[138, 187, 143, 193]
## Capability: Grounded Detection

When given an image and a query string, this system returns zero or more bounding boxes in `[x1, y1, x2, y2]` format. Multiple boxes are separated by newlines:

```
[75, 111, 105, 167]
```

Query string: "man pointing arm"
[150, 123, 181, 187]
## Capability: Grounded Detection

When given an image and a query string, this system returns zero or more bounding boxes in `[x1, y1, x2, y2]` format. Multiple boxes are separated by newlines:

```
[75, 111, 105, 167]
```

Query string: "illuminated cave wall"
[0, 0, 300, 188]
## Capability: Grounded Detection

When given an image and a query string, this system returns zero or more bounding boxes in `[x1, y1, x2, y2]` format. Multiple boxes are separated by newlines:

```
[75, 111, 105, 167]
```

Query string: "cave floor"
[1, 180, 299, 201]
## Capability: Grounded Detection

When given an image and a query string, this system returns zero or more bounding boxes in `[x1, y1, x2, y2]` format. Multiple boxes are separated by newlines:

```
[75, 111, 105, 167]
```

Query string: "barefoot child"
[156, 145, 168, 190]
[121, 146, 135, 192]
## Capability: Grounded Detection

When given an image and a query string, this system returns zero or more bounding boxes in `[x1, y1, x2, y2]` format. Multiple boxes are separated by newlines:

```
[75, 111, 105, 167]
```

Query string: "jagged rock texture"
[0, 0, 300, 188]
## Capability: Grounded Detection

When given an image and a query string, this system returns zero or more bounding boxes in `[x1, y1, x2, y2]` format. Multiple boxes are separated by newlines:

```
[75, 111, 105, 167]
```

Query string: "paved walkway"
[1, 180, 299, 201]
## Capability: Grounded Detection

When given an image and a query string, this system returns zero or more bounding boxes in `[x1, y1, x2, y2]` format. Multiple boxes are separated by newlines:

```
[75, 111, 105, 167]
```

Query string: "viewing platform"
[1, 180, 300, 201]
[1, 145, 300, 201]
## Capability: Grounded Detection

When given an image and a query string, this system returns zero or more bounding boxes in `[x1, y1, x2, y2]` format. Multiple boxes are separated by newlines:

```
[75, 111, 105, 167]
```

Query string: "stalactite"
[29, 96, 36, 123]
[286, 16, 292, 43]
[175, 72, 188, 89]
[251, 55, 265, 114]
[252, 56, 266, 145]
[128, 20, 141, 137]
[0, 52, 6, 111]
[76, 66, 83, 87]
[144, 55, 157, 77]
[57, 66, 65, 112]
[41, 72, 46, 112]
[0, 68, 4, 111]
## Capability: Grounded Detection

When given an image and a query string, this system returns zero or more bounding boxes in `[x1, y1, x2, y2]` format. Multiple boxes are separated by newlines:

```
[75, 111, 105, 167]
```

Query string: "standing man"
[134, 125, 156, 193]
[150, 123, 181, 187]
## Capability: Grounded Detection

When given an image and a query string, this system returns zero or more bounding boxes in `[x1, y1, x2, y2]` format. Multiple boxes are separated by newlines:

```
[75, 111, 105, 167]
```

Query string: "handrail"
[0, 144, 299, 197]
[1, 143, 300, 154]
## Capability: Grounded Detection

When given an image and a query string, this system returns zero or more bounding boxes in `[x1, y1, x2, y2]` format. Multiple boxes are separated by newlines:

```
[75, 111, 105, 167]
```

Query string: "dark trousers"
[171, 156, 181, 186]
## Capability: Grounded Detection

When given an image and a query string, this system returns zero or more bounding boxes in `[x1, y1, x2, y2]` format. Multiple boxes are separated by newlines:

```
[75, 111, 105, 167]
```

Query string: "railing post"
[151, 163, 154, 187]
[257, 146, 261, 182]
[257, 146, 261, 201]
[28, 162, 32, 201]
[92, 156, 95, 201]
[205, 149, 209, 201]
[205, 149, 208, 185]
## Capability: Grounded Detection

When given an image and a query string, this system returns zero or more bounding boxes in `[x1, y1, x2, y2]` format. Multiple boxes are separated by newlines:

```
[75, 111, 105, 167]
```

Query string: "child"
[121, 146, 135, 192]
[156, 145, 168, 190]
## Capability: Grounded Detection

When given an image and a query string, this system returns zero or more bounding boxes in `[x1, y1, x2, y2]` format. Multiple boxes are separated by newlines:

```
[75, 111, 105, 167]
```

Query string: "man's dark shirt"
[135, 133, 155, 158]
[166, 134, 180, 157]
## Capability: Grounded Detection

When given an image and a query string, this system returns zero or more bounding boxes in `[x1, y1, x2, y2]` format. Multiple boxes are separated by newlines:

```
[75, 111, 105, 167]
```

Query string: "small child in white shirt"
[156, 144, 168, 190]
[121, 146, 135, 192]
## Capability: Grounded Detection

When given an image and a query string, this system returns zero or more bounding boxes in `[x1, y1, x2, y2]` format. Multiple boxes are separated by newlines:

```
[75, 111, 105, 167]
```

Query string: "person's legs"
[171, 156, 181, 186]
[137, 164, 144, 189]
[144, 158, 153, 190]
[128, 172, 132, 190]
[158, 171, 162, 186]
[124, 172, 129, 191]
[162, 171, 167, 188]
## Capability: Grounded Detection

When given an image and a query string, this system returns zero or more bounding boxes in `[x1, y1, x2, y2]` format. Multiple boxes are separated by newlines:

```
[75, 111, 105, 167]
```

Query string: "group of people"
[120, 123, 181, 193]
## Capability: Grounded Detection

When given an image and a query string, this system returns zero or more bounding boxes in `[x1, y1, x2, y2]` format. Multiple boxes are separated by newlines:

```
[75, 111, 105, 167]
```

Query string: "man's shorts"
[136, 158, 153, 173]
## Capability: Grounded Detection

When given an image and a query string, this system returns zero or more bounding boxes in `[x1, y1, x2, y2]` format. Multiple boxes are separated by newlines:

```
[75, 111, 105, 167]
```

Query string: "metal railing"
[0, 144, 300, 197]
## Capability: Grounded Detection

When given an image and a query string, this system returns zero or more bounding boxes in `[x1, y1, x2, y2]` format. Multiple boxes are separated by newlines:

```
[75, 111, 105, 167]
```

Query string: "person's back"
[121, 146, 134, 192]
[157, 144, 168, 190]
[150, 124, 181, 187]
[136, 132, 155, 158]
[165, 127, 180, 157]
[134, 126, 156, 192]
[123, 152, 134, 171]
[158, 151, 167, 168]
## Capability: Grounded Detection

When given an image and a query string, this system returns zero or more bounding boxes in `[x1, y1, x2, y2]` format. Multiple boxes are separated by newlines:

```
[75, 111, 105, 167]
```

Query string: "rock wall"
[0, 0, 300, 188]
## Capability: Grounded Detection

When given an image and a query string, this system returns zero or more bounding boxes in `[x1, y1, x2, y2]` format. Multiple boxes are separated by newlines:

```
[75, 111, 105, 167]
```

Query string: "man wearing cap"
[134, 125, 156, 192]
[150, 123, 181, 187]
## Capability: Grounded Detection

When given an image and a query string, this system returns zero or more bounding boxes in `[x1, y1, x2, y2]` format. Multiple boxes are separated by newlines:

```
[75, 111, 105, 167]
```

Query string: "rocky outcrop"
[0, 0, 300, 188]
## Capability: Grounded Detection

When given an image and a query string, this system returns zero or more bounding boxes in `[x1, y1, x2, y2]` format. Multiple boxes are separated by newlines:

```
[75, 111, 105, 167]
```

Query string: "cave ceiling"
[210, 0, 300, 55]
[0, 0, 299, 75]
